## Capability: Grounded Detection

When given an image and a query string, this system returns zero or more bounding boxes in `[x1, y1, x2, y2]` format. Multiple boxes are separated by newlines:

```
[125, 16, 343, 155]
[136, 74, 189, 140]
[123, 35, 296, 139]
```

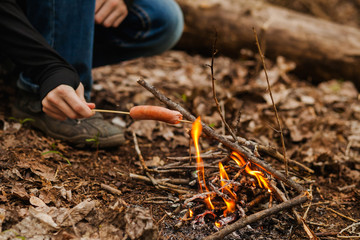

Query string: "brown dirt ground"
[1, 49, 359, 239]
[1, 1, 360, 239]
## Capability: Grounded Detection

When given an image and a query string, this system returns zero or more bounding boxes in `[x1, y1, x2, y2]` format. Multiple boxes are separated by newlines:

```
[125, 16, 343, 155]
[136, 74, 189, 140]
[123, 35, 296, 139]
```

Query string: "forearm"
[0, 0, 80, 100]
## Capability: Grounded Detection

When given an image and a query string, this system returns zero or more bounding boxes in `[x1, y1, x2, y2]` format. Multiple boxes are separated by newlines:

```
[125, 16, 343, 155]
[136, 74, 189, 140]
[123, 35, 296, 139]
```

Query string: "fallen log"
[176, 0, 360, 88]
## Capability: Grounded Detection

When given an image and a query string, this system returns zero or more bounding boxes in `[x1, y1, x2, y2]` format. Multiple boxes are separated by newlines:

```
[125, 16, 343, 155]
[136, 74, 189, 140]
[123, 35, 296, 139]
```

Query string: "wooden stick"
[101, 183, 122, 195]
[257, 144, 314, 174]
[326, 207, 358, 222]
[137, 79, 305, 193]
[115, 169, 190, 195]
[271, 182, 318, 239]
[92, 109, 192, 123]
[223, 136, 313, 174]
[92, 109, 130, 115]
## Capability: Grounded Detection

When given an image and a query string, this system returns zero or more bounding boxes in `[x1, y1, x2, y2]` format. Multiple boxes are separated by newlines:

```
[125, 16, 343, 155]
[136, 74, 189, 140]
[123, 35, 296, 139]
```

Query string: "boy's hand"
[42, 83, 95, 121]
[95, 0, 128, 28]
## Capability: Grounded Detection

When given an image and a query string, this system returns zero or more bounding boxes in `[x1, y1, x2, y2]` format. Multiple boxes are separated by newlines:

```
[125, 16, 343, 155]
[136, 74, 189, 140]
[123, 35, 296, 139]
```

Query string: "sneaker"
[11, 90, 125, 148]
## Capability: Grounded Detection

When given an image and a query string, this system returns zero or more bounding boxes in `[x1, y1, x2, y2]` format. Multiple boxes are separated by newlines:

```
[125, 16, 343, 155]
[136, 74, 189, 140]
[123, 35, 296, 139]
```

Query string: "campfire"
[188, 116, 272, 228]
[133, 79, 310, 240]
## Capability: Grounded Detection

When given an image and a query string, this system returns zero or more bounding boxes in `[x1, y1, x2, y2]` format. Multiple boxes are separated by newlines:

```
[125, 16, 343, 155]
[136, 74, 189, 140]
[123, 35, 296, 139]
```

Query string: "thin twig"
[245, 192, 270, 210]
[253, 28, 289, 177]
[223, 135, 313, 174]
[166, 152, 226, 161]
[234, 110, 242, 136]
[326, 207, 358, 222]
[132, 133, 161, 188]
[101, 183, 122, 195]
[338, 222, 360, 238]
[302, 185, 313, 220]
[132, 131, 150, 172]
[115, 170, 190, 194]
[337, 236, 360, 239]
[257, 144, 314, 174]
[208, 33, 238, 143]
[272, 182, 318, 239]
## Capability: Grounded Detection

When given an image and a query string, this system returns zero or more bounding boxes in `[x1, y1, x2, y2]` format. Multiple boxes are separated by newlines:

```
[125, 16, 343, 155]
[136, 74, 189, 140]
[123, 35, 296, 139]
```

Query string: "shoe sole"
[12, 106, 125, 148]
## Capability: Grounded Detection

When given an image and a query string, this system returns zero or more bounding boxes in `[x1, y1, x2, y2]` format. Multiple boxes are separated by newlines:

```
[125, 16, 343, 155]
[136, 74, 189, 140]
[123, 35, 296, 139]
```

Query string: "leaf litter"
[0, 49, 359, 239]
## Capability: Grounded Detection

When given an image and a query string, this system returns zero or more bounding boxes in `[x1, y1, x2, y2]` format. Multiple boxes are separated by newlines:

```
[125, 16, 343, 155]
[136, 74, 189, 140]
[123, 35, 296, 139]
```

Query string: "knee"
[146, 0, 184, 53]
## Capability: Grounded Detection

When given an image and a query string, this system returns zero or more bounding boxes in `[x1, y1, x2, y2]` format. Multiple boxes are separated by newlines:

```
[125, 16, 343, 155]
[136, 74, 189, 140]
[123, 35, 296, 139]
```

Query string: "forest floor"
[0, 48, 359, 239]
[1, 2, 360, 239]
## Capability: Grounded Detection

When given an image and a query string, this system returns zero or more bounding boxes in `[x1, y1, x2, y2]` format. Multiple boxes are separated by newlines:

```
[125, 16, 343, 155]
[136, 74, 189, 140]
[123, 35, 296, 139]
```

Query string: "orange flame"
[219, 162, 236, 216]
[191, 117, 214, 209]
[231, 152, 271, 192]
[215, 221, 221, 228]
[189, 209, 193, 218]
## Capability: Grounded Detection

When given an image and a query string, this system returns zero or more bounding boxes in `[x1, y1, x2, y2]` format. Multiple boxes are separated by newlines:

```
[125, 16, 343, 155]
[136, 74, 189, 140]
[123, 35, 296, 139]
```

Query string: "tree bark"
[176, 0, 360, 87]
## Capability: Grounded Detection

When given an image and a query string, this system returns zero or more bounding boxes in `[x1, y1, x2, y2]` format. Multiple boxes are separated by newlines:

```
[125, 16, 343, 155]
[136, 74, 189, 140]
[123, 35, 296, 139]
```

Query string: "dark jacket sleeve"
[0, 0, 80, 100]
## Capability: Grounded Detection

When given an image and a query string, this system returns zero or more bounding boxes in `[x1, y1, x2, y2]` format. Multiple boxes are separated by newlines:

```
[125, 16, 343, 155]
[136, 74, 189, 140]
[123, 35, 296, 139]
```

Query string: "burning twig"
[223, 135, 314, 174]
[253, 28, 289, 177]
[245, 192, 270, 210]
[156, 165, 218, 170]
[233, 162, 249, 180]
[209, 182, 232, 201]
[174, 209, 193, 229]
[203, 194, 309, 240]
[137, 79, 304, 193]
[166, 151, 226, 161]
[183, 192, 216, 207]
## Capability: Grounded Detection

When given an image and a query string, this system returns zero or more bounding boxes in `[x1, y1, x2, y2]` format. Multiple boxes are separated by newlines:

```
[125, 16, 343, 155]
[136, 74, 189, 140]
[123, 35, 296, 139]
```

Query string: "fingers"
[75, 83, 87, 103]
[103, 8, 124, 27]
[87, 103, 96, 109]
[95, 0, 105, 13]
[42, 106, 67, 121]
[75, 84, 96, 111]
[113, 12, 127, 27]
[95, 0, 128, 27]
[42, 85, 94, 120]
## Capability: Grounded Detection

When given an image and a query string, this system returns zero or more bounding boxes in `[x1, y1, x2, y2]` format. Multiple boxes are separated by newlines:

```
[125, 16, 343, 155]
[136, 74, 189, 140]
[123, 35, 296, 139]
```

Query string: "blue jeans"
[19, 0, 183, 100]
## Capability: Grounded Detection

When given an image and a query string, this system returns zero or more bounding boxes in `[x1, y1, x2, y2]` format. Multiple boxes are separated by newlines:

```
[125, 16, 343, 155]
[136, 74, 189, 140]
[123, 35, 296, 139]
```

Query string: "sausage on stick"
[92, 105, 191, 124]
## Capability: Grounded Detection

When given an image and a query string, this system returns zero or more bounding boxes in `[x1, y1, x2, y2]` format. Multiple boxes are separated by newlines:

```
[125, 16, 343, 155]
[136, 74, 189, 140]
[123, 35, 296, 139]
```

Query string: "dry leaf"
[124, 207, 158, 240]
[29, 196, 47, 208]
[11, 184, 29, 200]
[58, 199, 96, 227]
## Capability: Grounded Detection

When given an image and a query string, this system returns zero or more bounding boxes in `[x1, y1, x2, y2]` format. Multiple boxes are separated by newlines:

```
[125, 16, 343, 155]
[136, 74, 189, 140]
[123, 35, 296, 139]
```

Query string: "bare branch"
[253, 27, 289, 177]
